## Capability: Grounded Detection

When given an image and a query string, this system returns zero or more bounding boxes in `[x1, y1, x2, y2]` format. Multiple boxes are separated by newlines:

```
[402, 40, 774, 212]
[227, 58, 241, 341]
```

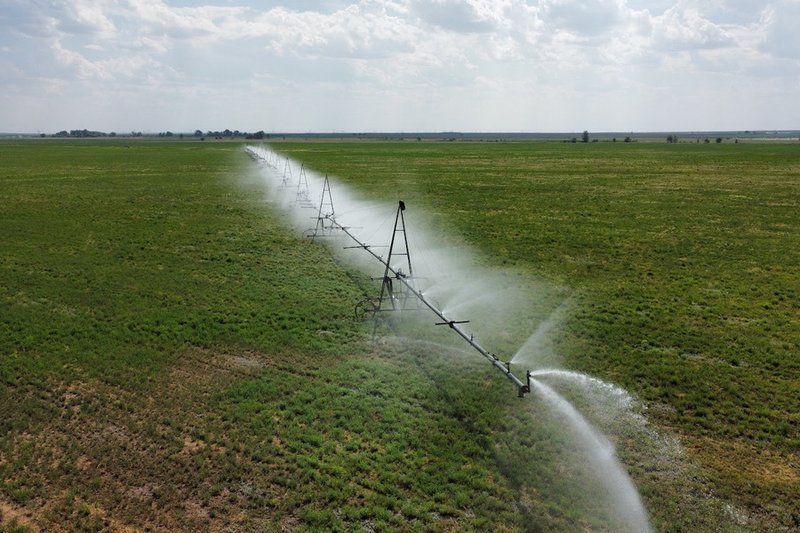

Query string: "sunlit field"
[1, 138, 797, 530]
[278, 139, 800, 530]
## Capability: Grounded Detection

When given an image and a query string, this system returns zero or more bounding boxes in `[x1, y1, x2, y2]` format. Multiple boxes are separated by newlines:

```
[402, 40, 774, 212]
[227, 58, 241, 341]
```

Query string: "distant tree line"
[45, 129, 269, 139]
[668, 135, 726, 144]
[194, 129, 267, 140]
[53, 129, 110, 138]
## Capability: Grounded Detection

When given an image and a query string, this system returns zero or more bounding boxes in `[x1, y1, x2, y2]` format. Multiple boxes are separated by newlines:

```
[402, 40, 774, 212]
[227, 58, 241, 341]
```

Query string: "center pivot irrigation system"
[247, 147, 532, 398]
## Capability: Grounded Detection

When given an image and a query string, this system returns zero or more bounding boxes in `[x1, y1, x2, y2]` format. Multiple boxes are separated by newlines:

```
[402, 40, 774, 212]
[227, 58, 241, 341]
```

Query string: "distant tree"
[612, 138, 617, 142]
[582, 130, 589, 143]
[715, 137, 723, 143]
[194, 129, 203, 137]
[667, 134, 678, 143]
[571, 137, 577, 143]
[704, 138, 710, 144]
[624, 136, 632, 143]
[68, 129, 106, 138]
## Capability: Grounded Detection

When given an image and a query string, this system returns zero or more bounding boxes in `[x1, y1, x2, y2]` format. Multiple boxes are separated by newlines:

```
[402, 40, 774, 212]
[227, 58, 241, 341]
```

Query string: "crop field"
[278, 139, 799, 529]
[1, 138, 798, 531]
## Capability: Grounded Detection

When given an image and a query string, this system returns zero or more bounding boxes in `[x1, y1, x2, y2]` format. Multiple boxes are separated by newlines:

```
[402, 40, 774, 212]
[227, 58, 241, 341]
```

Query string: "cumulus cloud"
[651, 4, 734, 51]
[247, 6, 419, 59]
[58, 0, 117, 38]
[120, 0, 241, 36]
[0, 0, 797, 132]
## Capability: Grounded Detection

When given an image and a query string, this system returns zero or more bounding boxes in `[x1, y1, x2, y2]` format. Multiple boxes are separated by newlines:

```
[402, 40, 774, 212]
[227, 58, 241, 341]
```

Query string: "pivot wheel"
[354, 298, 378, 320]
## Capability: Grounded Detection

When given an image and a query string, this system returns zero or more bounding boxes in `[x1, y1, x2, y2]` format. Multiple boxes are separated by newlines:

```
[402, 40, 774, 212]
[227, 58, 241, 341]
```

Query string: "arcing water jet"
[530, 379, 652, 532]
[244, 145, 652, 529]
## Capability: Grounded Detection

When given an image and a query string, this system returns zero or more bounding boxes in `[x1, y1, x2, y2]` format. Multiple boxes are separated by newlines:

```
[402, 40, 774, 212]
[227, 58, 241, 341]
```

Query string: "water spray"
[247, 147, 530, 396]
[245, 145, 653, 530]
[317, 195, 531, 398]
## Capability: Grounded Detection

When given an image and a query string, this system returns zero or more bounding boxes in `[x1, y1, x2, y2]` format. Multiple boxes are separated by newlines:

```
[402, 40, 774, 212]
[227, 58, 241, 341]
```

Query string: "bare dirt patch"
[1, 498, 39, 532]
[0, 345, 288, 531]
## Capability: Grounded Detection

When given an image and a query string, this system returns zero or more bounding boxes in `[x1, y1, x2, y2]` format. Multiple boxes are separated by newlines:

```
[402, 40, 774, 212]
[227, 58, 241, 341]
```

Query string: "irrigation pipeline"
[246, 147, 530, 398]
[325, 212, 531, 398]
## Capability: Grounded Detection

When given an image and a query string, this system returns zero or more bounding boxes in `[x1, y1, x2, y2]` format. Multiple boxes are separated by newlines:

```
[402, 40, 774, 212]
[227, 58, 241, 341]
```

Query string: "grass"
[1, 138, 797, 530]
[0, 139, 374, 529]
[0, 139, 558, 530]
[277, 139, 800, 529]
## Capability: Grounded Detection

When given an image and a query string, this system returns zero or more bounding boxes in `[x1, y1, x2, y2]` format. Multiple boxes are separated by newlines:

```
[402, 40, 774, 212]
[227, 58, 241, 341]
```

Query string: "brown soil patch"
[0, 498, 39, 532]
[181, 435, 205, 455]
[687, 436, 799, 487]
[1, 345, 285, 531]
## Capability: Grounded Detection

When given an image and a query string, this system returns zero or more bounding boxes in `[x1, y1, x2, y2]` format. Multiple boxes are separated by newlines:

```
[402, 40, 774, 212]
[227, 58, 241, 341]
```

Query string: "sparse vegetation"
[2, 138, 798, 530]
[280, 139, 800, 530]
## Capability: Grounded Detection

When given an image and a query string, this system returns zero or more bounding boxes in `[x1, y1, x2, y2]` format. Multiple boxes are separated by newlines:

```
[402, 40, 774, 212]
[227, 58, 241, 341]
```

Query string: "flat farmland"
[1, 138, 798, 531]
[278, 139, 800, 529]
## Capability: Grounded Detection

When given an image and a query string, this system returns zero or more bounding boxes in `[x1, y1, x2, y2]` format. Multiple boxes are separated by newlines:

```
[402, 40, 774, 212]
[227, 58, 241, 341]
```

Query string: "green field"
[1, 138, 798, 531]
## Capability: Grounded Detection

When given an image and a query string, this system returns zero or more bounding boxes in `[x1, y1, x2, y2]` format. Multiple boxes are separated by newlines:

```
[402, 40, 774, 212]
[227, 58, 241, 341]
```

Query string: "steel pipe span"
[245, 147, 530, 397]
[326, 207, 530, 398]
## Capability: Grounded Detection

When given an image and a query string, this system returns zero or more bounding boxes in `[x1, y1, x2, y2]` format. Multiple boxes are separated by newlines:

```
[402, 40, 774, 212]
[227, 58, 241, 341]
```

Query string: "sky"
[1, 0, 798, 133]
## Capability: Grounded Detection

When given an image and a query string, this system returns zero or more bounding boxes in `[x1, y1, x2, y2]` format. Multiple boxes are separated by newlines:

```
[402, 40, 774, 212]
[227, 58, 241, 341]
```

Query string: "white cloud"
[0, 0, 797, 132]
[120, 0, 240, 36]
[59, 0, 117, 38]
[246, 5, 419, 59]
[651, 4, 734, 51]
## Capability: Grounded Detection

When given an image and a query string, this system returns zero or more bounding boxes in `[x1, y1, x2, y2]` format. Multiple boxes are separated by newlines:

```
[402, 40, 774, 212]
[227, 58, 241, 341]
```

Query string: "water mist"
[244, 145, 653, 530]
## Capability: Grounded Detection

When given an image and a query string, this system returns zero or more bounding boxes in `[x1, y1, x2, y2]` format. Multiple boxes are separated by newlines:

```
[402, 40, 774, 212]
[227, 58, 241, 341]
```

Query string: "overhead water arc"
[531, 379, 652, 532]
[246, 145, 653, 528]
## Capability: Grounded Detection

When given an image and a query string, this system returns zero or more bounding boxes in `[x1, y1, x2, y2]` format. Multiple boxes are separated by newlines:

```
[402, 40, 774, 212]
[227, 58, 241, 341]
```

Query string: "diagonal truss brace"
[326, 200, 530, 397]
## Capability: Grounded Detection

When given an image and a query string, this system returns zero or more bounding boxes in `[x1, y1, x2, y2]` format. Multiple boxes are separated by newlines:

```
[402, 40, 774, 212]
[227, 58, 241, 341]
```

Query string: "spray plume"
[244, 145, 652, 530]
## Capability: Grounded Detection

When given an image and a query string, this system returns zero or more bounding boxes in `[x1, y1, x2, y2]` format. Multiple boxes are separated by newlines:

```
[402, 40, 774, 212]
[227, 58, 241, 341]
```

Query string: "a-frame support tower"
[375, 201, 417, 312]
[308, 175, 336, 238]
